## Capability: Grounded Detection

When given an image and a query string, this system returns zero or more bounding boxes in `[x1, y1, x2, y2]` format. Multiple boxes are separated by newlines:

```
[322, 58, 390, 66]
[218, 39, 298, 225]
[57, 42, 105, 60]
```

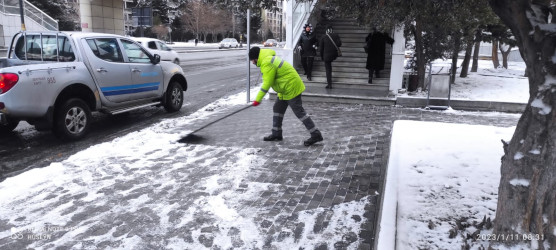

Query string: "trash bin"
[408, 74, 419, 92]
[404, 73, 419, 92]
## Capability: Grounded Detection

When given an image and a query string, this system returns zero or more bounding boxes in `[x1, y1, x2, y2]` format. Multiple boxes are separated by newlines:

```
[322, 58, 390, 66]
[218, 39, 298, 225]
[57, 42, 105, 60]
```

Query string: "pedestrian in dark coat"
[297, 24, 318, 81]
[365, 28, 394, 84]
[318, 26, 342, 89]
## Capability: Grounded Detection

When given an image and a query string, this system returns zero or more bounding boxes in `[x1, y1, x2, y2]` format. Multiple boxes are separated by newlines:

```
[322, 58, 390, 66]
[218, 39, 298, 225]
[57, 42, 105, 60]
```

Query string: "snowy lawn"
[399, 59, 529, 103]
[167, 42, 262, 48]
[380, 120, 544, 249]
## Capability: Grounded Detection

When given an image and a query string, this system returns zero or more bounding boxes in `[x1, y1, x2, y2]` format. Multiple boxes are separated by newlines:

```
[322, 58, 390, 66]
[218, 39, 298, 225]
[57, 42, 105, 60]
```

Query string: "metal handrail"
[0, 0, 59, 31]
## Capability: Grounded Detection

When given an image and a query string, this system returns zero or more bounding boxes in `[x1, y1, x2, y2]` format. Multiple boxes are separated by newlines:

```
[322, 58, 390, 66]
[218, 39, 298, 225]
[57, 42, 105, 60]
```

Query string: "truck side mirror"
[151, 54, 161, 64]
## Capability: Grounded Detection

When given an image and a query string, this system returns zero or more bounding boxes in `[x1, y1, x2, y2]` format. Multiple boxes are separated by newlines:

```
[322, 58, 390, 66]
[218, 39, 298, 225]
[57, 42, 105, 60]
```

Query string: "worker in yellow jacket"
[249, 47, 323, 146]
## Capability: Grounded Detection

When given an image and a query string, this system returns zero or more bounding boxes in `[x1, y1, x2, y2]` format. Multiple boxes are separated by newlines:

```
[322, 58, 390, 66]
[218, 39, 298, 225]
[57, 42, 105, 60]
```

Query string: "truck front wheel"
[163, 81, 183, 112]
[0, 117, 19, 133]
[54, 98, 91, 141]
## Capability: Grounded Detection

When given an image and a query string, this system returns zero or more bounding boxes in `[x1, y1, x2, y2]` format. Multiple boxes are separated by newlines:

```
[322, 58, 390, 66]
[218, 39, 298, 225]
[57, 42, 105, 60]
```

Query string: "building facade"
[78, 0, 125, 35]
[262, 0, 284, 41]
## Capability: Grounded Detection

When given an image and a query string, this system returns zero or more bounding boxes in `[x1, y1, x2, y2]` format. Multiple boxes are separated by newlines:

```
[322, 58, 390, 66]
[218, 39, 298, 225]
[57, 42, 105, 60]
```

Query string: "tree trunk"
[489, 0, 556, 248]
[460, 38, 473, 78]
[499, 44, 512, 69]
[414, 17, 426, 90]
[471, 40, 481, 72]
[450, 34, 461, 84]
[492, 39, 500, 68]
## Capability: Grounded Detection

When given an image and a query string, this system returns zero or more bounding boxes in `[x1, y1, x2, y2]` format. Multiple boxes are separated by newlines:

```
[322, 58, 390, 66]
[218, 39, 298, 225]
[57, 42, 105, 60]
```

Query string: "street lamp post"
[246, 8, 250, 103]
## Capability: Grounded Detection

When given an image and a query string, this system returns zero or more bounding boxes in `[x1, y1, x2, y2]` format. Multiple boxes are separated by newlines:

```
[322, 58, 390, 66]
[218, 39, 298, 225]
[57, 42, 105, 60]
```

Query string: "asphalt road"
[0, 48, 267, 181]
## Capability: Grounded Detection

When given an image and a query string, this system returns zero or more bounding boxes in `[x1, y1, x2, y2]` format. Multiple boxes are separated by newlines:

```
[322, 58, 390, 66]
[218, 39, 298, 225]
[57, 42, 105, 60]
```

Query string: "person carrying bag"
[327, 33, 342, 57]
[319, 26, 342, 89]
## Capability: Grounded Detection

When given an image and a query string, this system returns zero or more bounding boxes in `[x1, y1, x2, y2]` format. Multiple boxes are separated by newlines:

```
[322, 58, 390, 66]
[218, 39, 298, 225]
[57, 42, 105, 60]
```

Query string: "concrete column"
[80, 0, 124, 35]
[79, 0, 93, 32]
[388, 25, 406, 95]
[282, 0, 294, 65]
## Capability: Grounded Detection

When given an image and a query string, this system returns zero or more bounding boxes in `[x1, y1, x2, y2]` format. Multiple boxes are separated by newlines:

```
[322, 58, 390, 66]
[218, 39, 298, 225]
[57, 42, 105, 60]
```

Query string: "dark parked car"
[263, 39, 278, 47]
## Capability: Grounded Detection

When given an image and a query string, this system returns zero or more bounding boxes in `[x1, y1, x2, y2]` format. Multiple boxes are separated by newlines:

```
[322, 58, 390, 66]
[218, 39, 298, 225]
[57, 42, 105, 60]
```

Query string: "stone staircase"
[297, 18, 395, 105]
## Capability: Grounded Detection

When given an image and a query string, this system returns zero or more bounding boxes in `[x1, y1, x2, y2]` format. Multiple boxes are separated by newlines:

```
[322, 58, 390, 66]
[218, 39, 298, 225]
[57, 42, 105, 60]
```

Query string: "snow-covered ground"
[2, 57, 533, 248]
[1, 89, 370, 249]
[168, 41, 219, 48]
[385, 60, 542, 249]
[399, 59, 529, 103]
[384, 121, 522, 249]
[167, 41, 263, 48]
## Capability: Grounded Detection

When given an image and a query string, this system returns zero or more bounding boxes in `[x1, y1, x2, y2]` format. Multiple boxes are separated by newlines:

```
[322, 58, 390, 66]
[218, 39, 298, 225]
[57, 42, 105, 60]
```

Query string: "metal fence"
[0, 0, 58, 31]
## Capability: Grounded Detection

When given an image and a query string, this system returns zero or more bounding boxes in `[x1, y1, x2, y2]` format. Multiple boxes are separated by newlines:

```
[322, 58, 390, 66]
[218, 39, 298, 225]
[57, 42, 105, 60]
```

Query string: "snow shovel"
[178, 104, 252, 143]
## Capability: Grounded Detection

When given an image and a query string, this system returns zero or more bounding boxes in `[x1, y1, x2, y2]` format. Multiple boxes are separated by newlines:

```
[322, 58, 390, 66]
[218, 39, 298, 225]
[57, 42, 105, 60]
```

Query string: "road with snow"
[0, 48, 264, 181]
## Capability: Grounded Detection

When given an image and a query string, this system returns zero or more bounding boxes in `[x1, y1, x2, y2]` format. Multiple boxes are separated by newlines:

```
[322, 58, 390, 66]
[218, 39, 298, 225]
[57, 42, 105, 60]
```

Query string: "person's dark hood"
[302, 23, 313, 35]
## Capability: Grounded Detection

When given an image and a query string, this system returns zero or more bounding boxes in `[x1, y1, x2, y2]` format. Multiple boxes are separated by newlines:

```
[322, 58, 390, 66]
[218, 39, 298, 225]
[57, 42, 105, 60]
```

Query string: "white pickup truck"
[0, 31, 188, 140]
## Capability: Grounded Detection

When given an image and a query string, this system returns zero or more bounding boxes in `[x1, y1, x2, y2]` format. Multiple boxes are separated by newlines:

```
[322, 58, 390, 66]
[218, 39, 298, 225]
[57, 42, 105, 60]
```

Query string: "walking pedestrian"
[249, 47, 324, 146]
[365, 28, 394, 84]
[318, 26, 342, 89]
[195, 38, 198, 46]
[297, 23, 318, 81]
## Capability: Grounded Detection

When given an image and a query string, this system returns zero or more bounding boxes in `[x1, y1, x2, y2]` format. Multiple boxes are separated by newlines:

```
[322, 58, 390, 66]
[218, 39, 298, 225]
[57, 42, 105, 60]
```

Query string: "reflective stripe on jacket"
[255, 49, 305, 102]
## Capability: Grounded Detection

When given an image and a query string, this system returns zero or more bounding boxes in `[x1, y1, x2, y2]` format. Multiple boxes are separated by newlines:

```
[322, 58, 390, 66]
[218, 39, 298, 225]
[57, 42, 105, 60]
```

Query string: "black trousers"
[324, 61, 332, 85]
[368, 68, 380, 78]
[301, 56, 314, 77]
[272, 95, 320, 137]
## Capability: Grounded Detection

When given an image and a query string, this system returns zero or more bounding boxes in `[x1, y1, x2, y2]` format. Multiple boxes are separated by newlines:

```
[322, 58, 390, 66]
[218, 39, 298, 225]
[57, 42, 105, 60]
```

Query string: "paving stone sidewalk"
[0, 100, 521, 250]
[185, 101, 520, 249]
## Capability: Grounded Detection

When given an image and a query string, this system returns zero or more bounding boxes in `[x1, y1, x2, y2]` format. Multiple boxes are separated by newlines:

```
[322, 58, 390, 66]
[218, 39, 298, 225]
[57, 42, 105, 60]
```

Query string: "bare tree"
[206, 7, 232, 42]
[181, 0, 208, 40]
[488, 0, 556, 248]
[182, 0, 232, 43]
[151, 25, 169, 40]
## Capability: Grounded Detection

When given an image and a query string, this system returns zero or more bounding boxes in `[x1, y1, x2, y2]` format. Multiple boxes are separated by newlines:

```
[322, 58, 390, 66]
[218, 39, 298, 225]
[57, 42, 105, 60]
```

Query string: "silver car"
[219, 38, 239, 49]
[0, 31, 188, 140]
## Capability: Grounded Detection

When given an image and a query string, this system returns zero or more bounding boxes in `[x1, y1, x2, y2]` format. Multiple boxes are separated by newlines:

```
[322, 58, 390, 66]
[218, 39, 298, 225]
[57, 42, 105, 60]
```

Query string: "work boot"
[264, 134, 283, 141]
[304, 132, 323, 146]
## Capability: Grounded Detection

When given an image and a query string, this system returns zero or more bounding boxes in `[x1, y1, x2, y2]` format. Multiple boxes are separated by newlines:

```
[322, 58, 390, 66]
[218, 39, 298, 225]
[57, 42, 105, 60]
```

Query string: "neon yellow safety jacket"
[255, 49, 305, 102]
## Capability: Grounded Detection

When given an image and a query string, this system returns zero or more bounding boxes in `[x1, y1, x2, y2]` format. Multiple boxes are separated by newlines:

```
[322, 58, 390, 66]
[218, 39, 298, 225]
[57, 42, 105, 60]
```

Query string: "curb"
[396, 97, 526, 113]
[270, 92, 526, 113]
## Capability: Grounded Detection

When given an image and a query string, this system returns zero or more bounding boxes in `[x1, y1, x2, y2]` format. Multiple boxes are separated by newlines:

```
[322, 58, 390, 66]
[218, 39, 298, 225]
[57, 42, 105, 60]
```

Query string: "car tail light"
[0, 73, 18, 94]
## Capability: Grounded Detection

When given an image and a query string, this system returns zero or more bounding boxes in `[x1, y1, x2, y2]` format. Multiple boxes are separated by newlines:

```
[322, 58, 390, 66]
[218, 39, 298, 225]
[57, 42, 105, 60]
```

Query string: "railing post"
[246, 8, 250, 104]
[18, 0, 26, 31]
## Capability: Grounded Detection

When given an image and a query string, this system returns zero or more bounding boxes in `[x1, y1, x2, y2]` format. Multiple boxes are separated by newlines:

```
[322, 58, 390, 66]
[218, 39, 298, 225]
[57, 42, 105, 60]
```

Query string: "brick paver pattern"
[186, 101, 519, 249]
